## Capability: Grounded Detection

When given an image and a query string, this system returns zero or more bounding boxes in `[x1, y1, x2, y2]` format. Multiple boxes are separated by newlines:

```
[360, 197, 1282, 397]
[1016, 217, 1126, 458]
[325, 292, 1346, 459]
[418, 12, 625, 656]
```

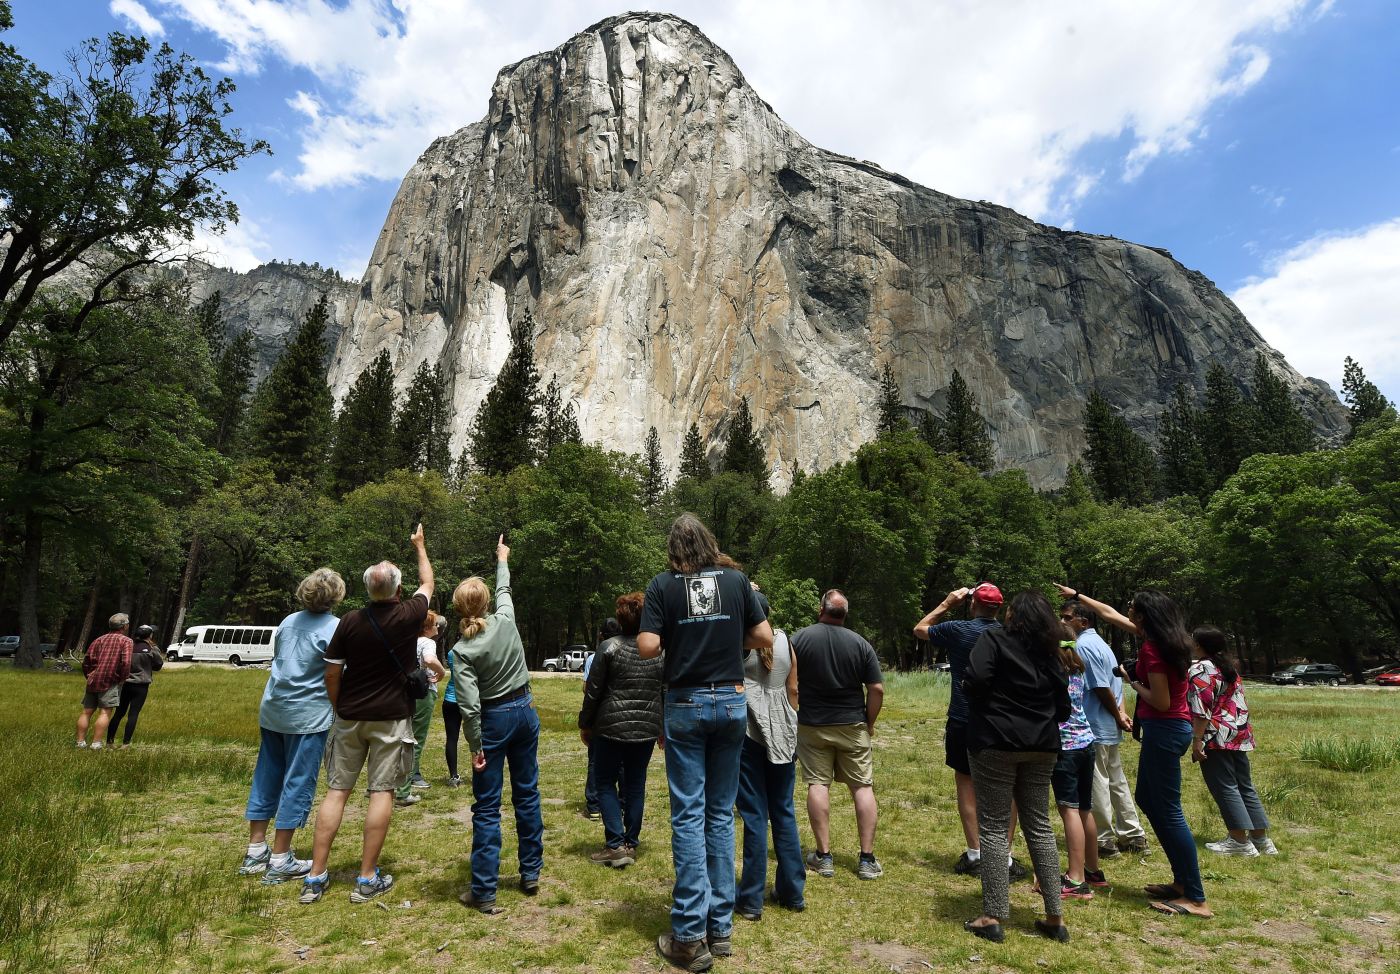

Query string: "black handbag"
[366, 606, 431, 700]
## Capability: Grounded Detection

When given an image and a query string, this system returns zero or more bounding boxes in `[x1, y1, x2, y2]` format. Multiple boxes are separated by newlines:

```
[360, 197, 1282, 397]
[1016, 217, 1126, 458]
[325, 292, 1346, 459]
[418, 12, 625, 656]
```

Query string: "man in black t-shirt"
[639, 514, 772, 970]
[791, 590, 884, 881]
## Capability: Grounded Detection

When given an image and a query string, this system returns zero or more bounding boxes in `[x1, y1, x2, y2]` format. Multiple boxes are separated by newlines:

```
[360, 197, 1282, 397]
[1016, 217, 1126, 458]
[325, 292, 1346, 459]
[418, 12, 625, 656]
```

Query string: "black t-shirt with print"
[640, 566, 767, 689]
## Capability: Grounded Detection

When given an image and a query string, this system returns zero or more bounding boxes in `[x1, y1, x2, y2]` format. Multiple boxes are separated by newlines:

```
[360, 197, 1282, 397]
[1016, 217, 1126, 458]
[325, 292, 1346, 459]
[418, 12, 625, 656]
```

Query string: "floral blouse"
[1059, 670, 1096, 751]
[1187, 659, 1255, 751]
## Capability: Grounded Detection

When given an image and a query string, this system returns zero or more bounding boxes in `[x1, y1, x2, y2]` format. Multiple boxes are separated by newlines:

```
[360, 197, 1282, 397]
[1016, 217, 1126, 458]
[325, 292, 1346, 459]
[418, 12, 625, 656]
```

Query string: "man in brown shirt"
[299, 524, 434, 905]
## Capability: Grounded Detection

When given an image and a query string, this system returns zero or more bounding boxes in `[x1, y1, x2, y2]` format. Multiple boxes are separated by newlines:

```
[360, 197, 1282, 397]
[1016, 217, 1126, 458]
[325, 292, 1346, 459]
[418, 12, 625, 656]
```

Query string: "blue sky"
[9, 0, 1399, 401]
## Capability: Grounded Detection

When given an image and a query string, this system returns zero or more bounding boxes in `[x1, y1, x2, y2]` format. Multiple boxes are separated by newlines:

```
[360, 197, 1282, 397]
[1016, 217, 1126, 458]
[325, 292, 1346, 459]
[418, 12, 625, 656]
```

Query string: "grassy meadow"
[3, 664, 1398, 974]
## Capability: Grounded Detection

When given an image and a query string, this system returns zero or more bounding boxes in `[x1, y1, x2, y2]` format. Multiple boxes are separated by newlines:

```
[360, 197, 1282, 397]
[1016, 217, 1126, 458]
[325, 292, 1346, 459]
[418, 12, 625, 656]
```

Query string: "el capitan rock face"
[318, 11, 1343, 487]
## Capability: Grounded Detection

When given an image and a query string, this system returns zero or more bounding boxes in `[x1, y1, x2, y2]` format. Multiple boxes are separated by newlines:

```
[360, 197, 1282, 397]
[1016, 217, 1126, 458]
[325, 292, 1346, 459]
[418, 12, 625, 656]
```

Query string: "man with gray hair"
[298, 525, 434, 905]
[791, 590, 885, 881]
[75, 613, 133, 749]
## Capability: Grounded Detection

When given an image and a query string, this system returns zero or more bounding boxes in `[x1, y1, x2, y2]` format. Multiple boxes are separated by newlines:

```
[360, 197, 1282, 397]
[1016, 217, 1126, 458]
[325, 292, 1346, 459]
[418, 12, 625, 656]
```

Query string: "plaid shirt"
[83, 632, 133, 692]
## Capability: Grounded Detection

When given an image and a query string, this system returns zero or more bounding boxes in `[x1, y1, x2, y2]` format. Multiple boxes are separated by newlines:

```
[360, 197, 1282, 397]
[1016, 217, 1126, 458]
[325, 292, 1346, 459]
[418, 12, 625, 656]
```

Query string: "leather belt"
[483, 683, 531, 706]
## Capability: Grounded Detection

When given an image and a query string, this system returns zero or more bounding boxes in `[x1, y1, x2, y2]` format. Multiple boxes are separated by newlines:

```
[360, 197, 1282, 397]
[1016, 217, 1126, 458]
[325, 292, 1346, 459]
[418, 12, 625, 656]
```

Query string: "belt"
[667, 683, 745, 693]
[482, 683, 531, 706]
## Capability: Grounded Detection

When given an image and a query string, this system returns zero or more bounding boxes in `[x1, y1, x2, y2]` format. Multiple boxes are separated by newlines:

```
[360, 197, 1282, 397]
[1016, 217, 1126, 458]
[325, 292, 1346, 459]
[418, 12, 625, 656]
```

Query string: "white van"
[167, 625, 277, 665]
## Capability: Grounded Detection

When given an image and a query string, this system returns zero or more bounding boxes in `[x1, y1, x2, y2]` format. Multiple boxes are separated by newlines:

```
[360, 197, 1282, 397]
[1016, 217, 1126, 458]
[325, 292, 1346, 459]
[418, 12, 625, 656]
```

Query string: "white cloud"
[1232, 218, 1400, 397]
[173, 217, 272, 272]
[148, 0, 1321, 218]
[109, 0, 166, 37]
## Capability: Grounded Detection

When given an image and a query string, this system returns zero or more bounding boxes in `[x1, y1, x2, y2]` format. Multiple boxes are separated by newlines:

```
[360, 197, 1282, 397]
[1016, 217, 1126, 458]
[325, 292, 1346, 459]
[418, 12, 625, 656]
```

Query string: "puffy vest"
[593, 637, 664, 742]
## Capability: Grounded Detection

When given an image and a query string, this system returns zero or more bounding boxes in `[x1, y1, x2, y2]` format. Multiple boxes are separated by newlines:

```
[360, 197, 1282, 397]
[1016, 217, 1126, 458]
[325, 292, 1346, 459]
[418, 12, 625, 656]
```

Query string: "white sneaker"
[89, 741, 104, 751]
[1206, 836, 1259, 857]
[75, 740, 88, 748]
[1251, 836, 1279, 855]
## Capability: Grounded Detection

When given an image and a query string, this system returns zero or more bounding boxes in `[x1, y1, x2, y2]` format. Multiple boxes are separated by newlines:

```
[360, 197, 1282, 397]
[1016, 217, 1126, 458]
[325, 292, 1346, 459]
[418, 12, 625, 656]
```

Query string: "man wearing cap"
[75, 613, 134, 750]
[914, 585, 1026, 879]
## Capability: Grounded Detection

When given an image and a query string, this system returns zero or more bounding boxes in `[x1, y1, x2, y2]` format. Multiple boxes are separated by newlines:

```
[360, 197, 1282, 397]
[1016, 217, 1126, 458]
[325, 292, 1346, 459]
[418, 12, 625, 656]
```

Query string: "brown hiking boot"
[589, 846, 635, 868]
[707, 933, 731, 957]
[656, 934, 713, 972]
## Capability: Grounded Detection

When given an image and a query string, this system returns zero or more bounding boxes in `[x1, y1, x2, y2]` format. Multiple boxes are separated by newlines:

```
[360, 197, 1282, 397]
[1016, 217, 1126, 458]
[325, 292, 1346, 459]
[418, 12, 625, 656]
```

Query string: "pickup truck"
[542, 645, 591, 673]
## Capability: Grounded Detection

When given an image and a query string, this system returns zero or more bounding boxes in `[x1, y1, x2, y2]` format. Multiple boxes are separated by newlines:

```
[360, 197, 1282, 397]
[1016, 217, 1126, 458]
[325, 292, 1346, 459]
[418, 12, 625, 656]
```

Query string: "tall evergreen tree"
[1082, 390, 1156, 504]
[940, 369, 995, 471]
[394, 360, 451, 474]
[875, 364, 908, 436]
[678, 422, 711, 482]
[209, 329, 256, 452]
[1200, 362, 1255, 489]
[194, 290, 224, 354]
[471, 316, 541, 476]
[1158, 383, 1210, 500]
[722, 396, 769, 490]
[917, 410, 946, 453]
[1249, 352, 1315, 456]
[329, 349, 398, 495]
[1341, 355, 1394, 441]
[245, 294, 334, 484]
[643, 425, 667, 507]
[537, 375, 582, 458]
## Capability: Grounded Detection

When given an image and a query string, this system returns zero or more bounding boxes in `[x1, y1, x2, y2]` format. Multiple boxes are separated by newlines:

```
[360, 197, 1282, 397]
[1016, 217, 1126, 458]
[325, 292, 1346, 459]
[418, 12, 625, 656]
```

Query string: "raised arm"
[411, 523, 434, 600]
[1054, 584, 1139, 636]
[914, 587, 971, 640]
[493, 535, 514, 620]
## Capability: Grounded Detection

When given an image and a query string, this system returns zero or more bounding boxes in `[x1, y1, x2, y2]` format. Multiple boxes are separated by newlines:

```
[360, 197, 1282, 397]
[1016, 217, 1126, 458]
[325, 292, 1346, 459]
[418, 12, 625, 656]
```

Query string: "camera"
[1117, 658, 1137, 679]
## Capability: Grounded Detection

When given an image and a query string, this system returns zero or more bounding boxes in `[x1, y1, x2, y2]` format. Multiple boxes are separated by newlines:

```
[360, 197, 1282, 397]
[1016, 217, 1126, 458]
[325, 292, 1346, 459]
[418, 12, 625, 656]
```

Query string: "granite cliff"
[285, 12, 1340, 486]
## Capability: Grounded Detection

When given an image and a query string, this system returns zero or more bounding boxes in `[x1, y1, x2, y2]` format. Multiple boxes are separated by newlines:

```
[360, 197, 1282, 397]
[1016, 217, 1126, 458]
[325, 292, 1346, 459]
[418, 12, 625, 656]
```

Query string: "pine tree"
[641, 426, 667, 506]
[1341, 356, 1394, 441]
[789, 458, 806, 489]
[537, 375, 582, 458]
[1200, 362, 1255, 489]
[722, 396, 769, 490]
[1158, 383, 1210, 500]
[1061, 461, 1094, 507]
[917, 410, 946, 453]
[472, 316, 541, 476]
[194, 290, 224, 354]
[449, 448, 473, 491]
[209, 329, 256, 452]
[329, 349, 398, 495]
[941, 369, 995, 471]
[1082, 391, 1156, 504]
[1249, 353, 1315, 456]
[393, 360, 452, 474]
[678, 422, 711, 482]
[876, 364, 908, 436]
[245, 294, 334, 484]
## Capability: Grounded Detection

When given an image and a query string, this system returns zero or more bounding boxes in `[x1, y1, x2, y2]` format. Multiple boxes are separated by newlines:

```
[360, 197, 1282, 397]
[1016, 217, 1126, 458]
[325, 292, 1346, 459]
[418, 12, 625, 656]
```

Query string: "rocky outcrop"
[322, 12, 1344, 487]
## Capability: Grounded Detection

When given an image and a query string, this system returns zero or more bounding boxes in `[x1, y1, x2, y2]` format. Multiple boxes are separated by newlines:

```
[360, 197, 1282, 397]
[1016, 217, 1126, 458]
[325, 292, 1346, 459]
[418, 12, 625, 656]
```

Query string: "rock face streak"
[327, 12, 1344, 488]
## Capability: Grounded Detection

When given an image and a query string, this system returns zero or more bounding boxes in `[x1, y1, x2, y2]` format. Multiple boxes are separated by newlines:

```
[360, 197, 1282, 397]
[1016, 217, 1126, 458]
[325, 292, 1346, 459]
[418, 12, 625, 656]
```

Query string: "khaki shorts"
[797, 722, 874, 787]
[325, 717, 415, 792]
[82, 686, 121, 710]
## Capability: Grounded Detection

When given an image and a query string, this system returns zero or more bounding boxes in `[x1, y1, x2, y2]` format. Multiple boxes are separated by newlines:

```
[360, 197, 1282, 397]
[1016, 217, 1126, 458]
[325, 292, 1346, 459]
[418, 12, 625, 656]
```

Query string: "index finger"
[498, 533, 504, 544]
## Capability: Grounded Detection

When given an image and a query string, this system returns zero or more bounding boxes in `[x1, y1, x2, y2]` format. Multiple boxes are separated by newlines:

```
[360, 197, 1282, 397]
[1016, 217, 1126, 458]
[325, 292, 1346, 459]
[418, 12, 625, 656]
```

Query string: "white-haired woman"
[240, 567, 346, 885]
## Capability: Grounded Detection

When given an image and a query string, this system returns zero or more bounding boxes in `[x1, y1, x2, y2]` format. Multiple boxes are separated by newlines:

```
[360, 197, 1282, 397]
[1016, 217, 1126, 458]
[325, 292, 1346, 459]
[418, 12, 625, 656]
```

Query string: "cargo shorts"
[325, 716, 415, 792]
[82, 685, 121, 710]
[796, 722, 874, 787]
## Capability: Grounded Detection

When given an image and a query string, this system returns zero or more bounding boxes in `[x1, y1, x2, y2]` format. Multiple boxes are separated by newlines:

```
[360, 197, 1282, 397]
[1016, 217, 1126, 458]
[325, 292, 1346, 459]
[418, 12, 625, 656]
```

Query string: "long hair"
[453, 577, 491, 641]
[1132, 590, 1193, 677]
[1057, 621, 1084, 674]
[667, 513, 721, 573]
[1192, 625, 1239, 685]
[1005, 591, 1061, 660]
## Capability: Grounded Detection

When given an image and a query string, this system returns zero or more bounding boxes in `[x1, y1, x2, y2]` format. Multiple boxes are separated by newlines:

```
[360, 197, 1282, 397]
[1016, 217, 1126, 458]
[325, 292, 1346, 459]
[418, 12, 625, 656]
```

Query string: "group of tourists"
[70, 512, 1280, 971]
[73, 614, 163, 750]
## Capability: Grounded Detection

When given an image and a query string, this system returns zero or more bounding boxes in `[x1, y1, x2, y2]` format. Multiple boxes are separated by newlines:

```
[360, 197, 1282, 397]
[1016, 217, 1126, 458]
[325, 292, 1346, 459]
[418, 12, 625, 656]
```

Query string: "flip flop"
[1149, 899, 1211, 918]
[1143, 883, 1179, 899]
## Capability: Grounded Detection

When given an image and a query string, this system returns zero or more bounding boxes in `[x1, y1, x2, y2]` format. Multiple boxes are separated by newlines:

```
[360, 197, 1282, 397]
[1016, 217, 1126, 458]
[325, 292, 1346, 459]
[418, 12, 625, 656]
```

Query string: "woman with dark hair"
[1189, 626, 1276, 856]
[961, 591, 1071, 943]
[579, 593, 664, 867]
[1054, 584, 1212, 918]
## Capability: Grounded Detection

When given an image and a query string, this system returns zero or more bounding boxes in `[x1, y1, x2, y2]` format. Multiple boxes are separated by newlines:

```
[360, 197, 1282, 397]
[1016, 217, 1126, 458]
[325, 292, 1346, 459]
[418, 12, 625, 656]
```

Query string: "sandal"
[1143, 883, 1180, 899]
[1149, 899, 1212, 918]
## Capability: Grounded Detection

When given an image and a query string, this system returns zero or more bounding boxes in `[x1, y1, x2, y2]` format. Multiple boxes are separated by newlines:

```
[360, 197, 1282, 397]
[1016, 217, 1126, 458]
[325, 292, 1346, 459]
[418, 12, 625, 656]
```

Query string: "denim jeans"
[584, 739, 599, 813]
[470, 694, 544, 901]
[1135, 718, 1205, 902]
[735, 736, 805, 916]
[663, 686, 747, 943]
[593, 736, 653, 848]
[1199, 749, 1270, 832]
[245, 727, 329, 830]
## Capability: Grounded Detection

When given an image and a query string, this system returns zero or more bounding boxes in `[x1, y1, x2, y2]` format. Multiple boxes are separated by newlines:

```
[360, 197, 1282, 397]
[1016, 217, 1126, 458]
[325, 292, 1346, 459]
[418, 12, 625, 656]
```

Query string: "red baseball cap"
[971, 583, 1003, 606]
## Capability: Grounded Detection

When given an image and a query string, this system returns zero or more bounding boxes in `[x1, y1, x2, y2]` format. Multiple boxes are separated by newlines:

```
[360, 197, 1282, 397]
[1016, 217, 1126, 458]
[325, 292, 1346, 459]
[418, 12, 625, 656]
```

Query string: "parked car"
[0, 635, 19, 657]
[1377, 668, 1400, 687]
[1271, 663, 1346, 686]
[542, 645, 591, 673]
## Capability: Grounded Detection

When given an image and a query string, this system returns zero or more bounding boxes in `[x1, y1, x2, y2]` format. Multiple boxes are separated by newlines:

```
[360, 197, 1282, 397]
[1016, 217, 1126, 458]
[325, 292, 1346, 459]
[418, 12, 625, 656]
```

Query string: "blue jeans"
[1135, 718, 1205, 902]
[245, 727, 329, 830]
[470, 694, 544, 900]
[593, 736, 653, 848]
[735, 736, 805, 916]
[663, 686, 746, 943]
[585, 739, 599, 813]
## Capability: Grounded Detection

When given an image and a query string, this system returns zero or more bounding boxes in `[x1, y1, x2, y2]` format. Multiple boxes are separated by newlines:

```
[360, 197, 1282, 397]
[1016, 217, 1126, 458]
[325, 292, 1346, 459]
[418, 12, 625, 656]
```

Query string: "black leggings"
[443, 696, 463, 777]
[107, 683, 150, 745]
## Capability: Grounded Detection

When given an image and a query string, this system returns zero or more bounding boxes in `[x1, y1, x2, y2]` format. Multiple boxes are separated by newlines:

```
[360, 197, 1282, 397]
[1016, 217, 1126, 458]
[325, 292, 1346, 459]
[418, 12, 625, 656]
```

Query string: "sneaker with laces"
[75, 740, 88, 749]
[262, 855, 313, 885]
[805, 850, 834, 877]
[1121, 837, 1150, 854]
[1251, 836, 1278, 855]
[411, 775, 431, 790]
[1060, 874, 1095, 900]
[89, 741, 104, 751]
[1008, 858, 1030, 881]
[238, 848, 271, 875]
[349, 870, 395, 903]
[589, 845, 635, 868]
[656, 934, 712, 972]
[953, 851, 982, 875]
[1206, 836, 1259, 857]
[394, 793, 421, 808]
[1084, 868, 1110, 889]
[856, 854, 883, 880]
[447, 775, 462, 788]
[298, 874, 329, 904]
[1097, 843, 1122, 860]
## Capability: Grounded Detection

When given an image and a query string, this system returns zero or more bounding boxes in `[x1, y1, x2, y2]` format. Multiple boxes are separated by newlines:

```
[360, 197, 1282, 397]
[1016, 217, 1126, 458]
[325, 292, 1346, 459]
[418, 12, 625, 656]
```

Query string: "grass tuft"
[1297, 734, 1400, 772]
